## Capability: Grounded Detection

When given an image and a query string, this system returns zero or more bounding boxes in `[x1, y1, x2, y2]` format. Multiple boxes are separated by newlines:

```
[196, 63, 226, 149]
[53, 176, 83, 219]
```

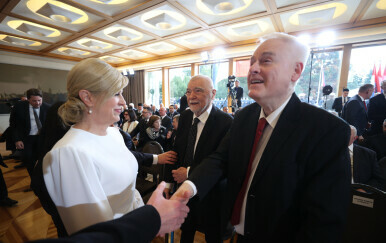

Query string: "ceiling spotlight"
[122, 69, 128, 75]
[316, 30, 336, 46]
[58, 47, 90, 56]
[14, 22, 54, 37]
[0, 35, 41, 47]
[128, 68, 134, 75]
[144, 12, 181, 30]
[107, 29, 139, 41]
[79, 39, 111, 49]
[36, 2, 82, 23]
[201, 0, 245, 14]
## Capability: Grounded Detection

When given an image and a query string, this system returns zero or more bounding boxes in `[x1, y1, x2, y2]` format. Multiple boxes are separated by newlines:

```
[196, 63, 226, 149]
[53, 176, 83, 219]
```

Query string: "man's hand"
[158, 151, 177, 164]
[358, 135, 365, 142]
[172, 167, 187, 183]
[166, 130, 172, 139]
[15, 141, 24, 150]
[170, 183, 194, 204]
[147, 182, 189, 236]
[132, 139, 139, 147]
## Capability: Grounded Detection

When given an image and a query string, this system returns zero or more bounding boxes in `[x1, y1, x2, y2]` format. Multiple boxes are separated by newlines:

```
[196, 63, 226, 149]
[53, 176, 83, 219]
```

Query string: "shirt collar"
[29, 104, 39, 110]
[259, 95, 291, 129]
[193, 104, 213, 124]
[348, 144, 353, 153]
[358, 95, 365, 102]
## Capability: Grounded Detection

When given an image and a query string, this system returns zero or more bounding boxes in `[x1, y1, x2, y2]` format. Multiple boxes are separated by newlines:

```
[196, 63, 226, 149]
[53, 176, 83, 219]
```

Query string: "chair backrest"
[142, 141, 164, 154]
[378, 157, 386, 190]
[342, 183, 386, 243]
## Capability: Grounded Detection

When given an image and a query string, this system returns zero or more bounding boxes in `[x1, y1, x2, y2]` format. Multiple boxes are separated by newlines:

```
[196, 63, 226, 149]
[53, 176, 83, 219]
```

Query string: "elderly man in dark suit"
[342, 84, 374, 142]
[159, 106, 172, 131]
[173, 33, 351, 242]
[348, 125, 385, 191]
[165, 75, 233, 243]
[11, 88, 50, 175]
[332, 87, 350, 116]
[368, 80, 386, 135]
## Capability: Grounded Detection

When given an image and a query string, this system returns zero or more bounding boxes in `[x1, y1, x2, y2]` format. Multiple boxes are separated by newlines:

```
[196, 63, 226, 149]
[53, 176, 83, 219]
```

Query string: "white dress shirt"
[29, 104, 40, 135]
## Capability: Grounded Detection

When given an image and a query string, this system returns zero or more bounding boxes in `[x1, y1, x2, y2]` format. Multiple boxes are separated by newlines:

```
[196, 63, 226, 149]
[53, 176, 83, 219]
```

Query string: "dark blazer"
[160, 115, 172, 131]
[364, 133, 386, 161]
[11, 100, 50, 142]
[342, 94, 368, 136]
[31, 205, 160, 243]
[353, 144, 385, 191]
[189, 93, 351, 242]
[332, 96, 350, 116]
[130, 118, 148, 140]
[179, 95, 188, 113]
[368, 93, 386, 135]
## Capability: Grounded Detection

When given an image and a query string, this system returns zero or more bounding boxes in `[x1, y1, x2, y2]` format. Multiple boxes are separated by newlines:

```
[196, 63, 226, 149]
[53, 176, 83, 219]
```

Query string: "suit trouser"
[22, 135, 39, 176]
[0, 167, 8, 200]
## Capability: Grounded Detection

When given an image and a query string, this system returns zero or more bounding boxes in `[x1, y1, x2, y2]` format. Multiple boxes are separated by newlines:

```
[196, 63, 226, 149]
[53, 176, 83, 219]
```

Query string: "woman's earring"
[88, 109, 92, 114]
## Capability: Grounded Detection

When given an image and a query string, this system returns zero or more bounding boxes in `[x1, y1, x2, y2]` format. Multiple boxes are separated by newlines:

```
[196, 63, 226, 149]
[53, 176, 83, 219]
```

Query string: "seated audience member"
[168, 105, 179, 118]
[31, 182, 189, 243]
[159, 107, 172, 131]
[368, 80, 386, 136]
[348, 125, 385, 191]
[222, 106, 229, 113]
[152, 105, 159, 116]
[122, 109, 139, 134]
[136, 103, 143, 120]
[165, 114, 179, 151]
[42, 58, 175, 235]
[130, 107, 152, 142]
[364, 119, 386, 161]
[135, 115, 167, 151]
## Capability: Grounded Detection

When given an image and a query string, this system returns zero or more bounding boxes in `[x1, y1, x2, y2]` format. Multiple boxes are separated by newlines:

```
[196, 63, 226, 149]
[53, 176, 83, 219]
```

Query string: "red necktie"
[231, 118, 267, 225]
[363, 101, 367, 111]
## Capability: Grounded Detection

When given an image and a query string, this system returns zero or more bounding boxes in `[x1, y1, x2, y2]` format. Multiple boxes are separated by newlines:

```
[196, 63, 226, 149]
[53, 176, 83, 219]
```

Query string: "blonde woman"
[42, 58, 171, 234]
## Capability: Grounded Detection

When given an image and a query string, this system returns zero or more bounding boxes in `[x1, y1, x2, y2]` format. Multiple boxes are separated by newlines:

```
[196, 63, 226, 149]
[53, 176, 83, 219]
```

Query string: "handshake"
[147, 181, 194, 236]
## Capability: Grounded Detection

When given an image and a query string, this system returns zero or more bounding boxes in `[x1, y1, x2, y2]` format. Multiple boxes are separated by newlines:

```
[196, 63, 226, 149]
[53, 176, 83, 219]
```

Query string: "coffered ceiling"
[0, 0, 385, 67]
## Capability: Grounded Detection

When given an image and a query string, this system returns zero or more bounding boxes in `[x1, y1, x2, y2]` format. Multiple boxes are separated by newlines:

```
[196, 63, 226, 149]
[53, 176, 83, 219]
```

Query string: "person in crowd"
[332, 87, 350, 117]
[31, 182, 189, 243]
[165, 114, 180, 152]
[0, 155, 18, 207]
[41, 58, 176, 235]
[159, 107, 172, 131]
[168, 104, 179, 118]
[234, 79, 243, 109]
[128, 103, 137, 111]
[368, 80, 386, 135]
[151, 105, 159, 116]
[136, 103, 143, 120]
[343, 84, 374, 142]
[135, 115, 167, 151]
[222, 106, 229, 113]
[348, 125, 385, 191]
[130, 106, 152, 143]
[179, 94, 188, 113]
[173, 33, 351, 242]
[122, 109, 139, 134]
[11, 88, 50, 175]
[166, 75, 233, 243]
[364, 119, 386, 161]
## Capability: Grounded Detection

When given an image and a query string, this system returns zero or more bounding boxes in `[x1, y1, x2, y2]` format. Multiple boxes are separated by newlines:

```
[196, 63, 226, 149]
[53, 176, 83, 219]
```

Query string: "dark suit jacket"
[11, 101, 50, 142]
[364, 133, 386, 161]
[332, 96, 350, 116]
[189, 93, 351, 242]
[353, 144, 385, 191]
[368, 93, 386, 135]
[234, 86, 243, 100]
[32, 205, 160, 243]
[342, 94, 368, 136]
[160, 115, 172, 131]
[130, 118, 148, 140]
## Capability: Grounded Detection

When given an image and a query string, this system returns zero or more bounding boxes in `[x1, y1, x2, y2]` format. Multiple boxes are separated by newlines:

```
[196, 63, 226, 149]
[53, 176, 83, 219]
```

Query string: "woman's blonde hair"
[59, 58, 128, 125]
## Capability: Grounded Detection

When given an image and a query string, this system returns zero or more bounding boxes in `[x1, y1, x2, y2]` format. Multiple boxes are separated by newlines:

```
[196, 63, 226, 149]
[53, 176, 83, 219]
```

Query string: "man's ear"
[78, 90, 94, 107]
[291, 62, 303, 82]
[211, 89, 217, 100]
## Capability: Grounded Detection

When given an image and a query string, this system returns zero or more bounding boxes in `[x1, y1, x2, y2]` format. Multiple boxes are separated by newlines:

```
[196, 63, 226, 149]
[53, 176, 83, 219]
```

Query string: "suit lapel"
[251, 94, 301, 187]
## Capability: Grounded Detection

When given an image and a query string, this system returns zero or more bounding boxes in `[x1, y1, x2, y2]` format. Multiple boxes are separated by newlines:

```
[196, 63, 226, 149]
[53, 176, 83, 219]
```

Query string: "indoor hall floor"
[0, 142, 208, 243]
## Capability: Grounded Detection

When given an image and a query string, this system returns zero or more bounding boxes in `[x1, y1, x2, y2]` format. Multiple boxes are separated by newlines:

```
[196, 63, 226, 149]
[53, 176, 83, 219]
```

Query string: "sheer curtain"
[123, 70, 145, 107]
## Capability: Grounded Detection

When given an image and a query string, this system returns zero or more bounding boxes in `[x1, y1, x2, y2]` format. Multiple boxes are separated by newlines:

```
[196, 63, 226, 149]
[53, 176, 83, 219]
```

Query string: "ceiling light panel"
[51, 47, 95, 58]
[215, 17, 275, 42]
[0, 16, 72, 43]
[361, 0, 386, 20]
[136, 41, 184, 55]
[176, 0, 266, 25]
[171, 31, 224, 49]
[11, 0, 104, 32]
[280, 0, 361, 33]
[67, 0, 146, 16]
[113, 49, 153, 60]
[275, 0, 310, 8]
[92, 24, 153, 45]
[124, 3, 201, 37]
[99, 55, 126, 63]
[68, 38, 120, 53]
[0, 34, 49, 50]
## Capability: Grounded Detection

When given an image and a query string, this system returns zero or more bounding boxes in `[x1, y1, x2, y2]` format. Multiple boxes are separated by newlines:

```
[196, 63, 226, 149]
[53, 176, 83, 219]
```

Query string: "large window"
[295, 50, 343, 109]
[169, 66, 191, 105]
[347, 45, 386, 96]
[145, 70, 162, 107]
[199, 62, 229, 108]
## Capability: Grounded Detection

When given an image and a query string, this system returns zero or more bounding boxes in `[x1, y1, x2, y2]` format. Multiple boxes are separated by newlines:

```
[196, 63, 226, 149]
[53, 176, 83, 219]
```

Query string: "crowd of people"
[0, 32, 385, 243]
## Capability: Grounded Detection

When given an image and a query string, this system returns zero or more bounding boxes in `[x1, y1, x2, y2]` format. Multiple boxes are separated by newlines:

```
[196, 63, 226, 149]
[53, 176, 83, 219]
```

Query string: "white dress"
[43, 126, 143, 234]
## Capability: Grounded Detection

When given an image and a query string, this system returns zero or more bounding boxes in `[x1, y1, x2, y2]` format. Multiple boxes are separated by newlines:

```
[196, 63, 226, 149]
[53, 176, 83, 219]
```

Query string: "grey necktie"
[33, 108, 42, 132]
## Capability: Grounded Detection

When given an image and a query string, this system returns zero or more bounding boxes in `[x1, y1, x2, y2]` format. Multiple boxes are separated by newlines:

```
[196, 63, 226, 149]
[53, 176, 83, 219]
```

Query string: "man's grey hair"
[259, 32, 310, 71]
